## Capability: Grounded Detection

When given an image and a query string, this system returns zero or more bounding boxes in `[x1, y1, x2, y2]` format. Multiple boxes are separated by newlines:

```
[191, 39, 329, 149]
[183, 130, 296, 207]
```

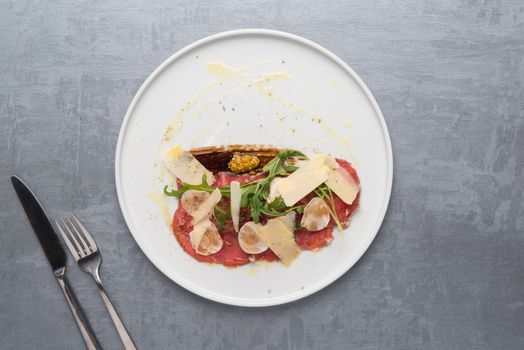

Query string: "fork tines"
[55, 214, 98, 261]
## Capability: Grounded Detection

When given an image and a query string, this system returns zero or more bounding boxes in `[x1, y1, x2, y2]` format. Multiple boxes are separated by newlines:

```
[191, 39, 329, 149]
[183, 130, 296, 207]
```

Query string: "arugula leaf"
[314, 184, 343, 231]
[164, 174, 233, 198]
[212, 205, 225, 230]
[164, 149, 308, 224]
[163, 186, 185, 198]
[213, 204, 231, 231]
[250, 165, 282, 220]
[164, 174, 211, 197]
[268, 196, 287, 210]
[262, 150, 306, 174]
[241, 149, 310, 223]
[240, 186, 256, 208]
[259, 205, 288, 217]
[250, 194, 264, 223]
[293, 204, 306, 214]
[283, 165, 299, 172]
[275, 149, 307, 160]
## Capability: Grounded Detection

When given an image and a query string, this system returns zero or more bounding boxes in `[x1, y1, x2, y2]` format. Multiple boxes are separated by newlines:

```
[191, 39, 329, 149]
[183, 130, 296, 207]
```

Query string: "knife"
[11, 176, 101, 350]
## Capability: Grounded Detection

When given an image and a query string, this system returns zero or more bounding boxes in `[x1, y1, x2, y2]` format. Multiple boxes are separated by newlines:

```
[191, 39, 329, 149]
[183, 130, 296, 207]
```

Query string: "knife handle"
[56, 275, 101, 350]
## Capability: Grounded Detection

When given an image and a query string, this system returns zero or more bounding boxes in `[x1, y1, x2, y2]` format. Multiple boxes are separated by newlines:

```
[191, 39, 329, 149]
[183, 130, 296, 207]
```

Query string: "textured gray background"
[1, 1, 523, 349]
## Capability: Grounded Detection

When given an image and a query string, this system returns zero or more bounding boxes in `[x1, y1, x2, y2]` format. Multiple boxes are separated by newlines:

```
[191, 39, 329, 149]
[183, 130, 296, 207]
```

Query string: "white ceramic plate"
[115, 29, 392, 307]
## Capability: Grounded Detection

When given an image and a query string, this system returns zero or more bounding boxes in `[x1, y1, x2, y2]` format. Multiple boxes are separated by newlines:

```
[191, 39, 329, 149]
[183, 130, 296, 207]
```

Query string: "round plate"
[115, 29, 392, 307]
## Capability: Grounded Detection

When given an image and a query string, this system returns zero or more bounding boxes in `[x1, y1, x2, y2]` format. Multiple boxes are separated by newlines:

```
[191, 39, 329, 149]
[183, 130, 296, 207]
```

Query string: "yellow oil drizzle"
[247, 267, 259, 277]
[206, 61, 243, 78]
[161, 60, 355, 152]
[257, 71, 293, 82]
[188, 100, 212, 121]
[321, 121, 340, 139]
[148, 191, 173, 225]
[162, 80, 220, 142]
[163, 62, 293, 145]
[152, 60, 361, 222]
[264, 97, 361, 165]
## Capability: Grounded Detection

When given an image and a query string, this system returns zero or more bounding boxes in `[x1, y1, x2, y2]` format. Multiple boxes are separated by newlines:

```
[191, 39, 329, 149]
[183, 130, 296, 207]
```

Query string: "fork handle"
[94, 279, 137, 350]
[56, 275, 101, 350]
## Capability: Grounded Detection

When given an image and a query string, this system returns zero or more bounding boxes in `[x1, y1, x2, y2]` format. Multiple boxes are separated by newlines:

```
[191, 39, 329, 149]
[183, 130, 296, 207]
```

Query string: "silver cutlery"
[11, 176, 101, 350]
[55, 215, 137, 350]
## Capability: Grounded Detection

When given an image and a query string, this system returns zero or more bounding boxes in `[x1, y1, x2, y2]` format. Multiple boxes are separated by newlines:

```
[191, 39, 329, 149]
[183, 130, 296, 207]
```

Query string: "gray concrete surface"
[1, 1, 523, 349]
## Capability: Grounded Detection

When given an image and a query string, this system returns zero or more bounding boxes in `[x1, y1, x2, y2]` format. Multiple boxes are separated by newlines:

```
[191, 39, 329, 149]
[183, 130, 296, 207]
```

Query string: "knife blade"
[11, 175, 101, 350]
[11, 176, 66, 272]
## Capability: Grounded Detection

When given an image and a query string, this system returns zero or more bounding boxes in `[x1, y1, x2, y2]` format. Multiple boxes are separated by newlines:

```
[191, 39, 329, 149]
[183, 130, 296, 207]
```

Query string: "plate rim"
[115, 28, 393, 307]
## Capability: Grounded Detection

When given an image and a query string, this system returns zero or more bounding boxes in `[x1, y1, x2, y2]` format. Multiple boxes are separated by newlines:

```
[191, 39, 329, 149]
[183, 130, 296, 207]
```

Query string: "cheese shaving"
[192, 188, 221, 223]
[273, 155, 332, 206]
[325, 167, 360, 205]
[189, 219, 223, 256]
[255, 217, 300, 266]
[162, 145, 215, 185]
[230, 181, 241, 232]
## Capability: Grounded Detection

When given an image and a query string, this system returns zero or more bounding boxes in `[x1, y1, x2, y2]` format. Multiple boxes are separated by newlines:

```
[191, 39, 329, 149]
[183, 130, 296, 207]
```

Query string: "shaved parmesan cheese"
[162, 145, 215, 185]
[189, 219, 223, 256]
[317, 154, 340, 170]
[325, 167, 360, 205]
[301, 197, 330, 231]
[255, 218, 300, 266]
[180, 190, 210, 216]
[230, 181, 241, 232]
[192, 188, 221, 223]
[273, 155, 332, 206]
[276, 211, 296, 233]
[267, 177, 284, 203]
[238, 222, 267, 254]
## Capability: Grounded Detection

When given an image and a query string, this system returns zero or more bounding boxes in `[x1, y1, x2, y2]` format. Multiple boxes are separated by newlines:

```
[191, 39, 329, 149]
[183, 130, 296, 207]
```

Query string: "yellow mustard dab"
[228, 154, 260, 173]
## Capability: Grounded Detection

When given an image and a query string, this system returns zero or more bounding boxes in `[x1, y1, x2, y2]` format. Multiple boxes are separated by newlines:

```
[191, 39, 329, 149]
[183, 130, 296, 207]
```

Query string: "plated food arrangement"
[116, 29, 392, 306]
[162, 145, 361, 267]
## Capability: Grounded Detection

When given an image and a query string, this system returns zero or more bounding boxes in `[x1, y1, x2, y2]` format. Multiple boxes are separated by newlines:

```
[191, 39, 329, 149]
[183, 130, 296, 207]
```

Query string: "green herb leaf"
[164, 149, 308, 223]
[259, 204, 288, 217]
[250, 194, 264, 223]
[268, 196, 287, 210]
[164, 174, 233, 199]
[314, 184, 343, 231]
[163, 185, 185, 198]
[278, 149, 307, 159]
[293, 204, 306, 214]
[240, 186, 256, 208]
[283, 165, 299, 172]
[213, 205, 225, 230]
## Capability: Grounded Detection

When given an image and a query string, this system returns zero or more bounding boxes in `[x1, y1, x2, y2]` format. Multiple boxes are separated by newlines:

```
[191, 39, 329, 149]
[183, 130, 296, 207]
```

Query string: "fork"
[55, 215, 137, 350]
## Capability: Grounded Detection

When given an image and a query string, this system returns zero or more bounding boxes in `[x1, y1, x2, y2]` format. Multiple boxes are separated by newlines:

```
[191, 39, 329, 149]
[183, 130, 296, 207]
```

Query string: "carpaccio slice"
[171, 158, 360, 266]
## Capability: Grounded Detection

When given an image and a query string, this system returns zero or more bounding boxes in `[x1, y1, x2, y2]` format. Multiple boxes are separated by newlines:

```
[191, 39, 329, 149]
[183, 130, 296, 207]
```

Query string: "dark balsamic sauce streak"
[190, 145, 280, 172]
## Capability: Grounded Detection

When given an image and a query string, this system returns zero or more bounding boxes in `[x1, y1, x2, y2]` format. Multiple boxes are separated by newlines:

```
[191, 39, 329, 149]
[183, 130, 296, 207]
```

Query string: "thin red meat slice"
[295, 159, 360, 249]
[209, 230, 251, 266]
[171, 160, 360, 265]
[172, 170, 282, 266]
[295, 226, 334, 250]
[251, 249, 280, 262]
[172, 207, 250, 267]
[333, 159, 360, 226]
[214, 171, 266, 187]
